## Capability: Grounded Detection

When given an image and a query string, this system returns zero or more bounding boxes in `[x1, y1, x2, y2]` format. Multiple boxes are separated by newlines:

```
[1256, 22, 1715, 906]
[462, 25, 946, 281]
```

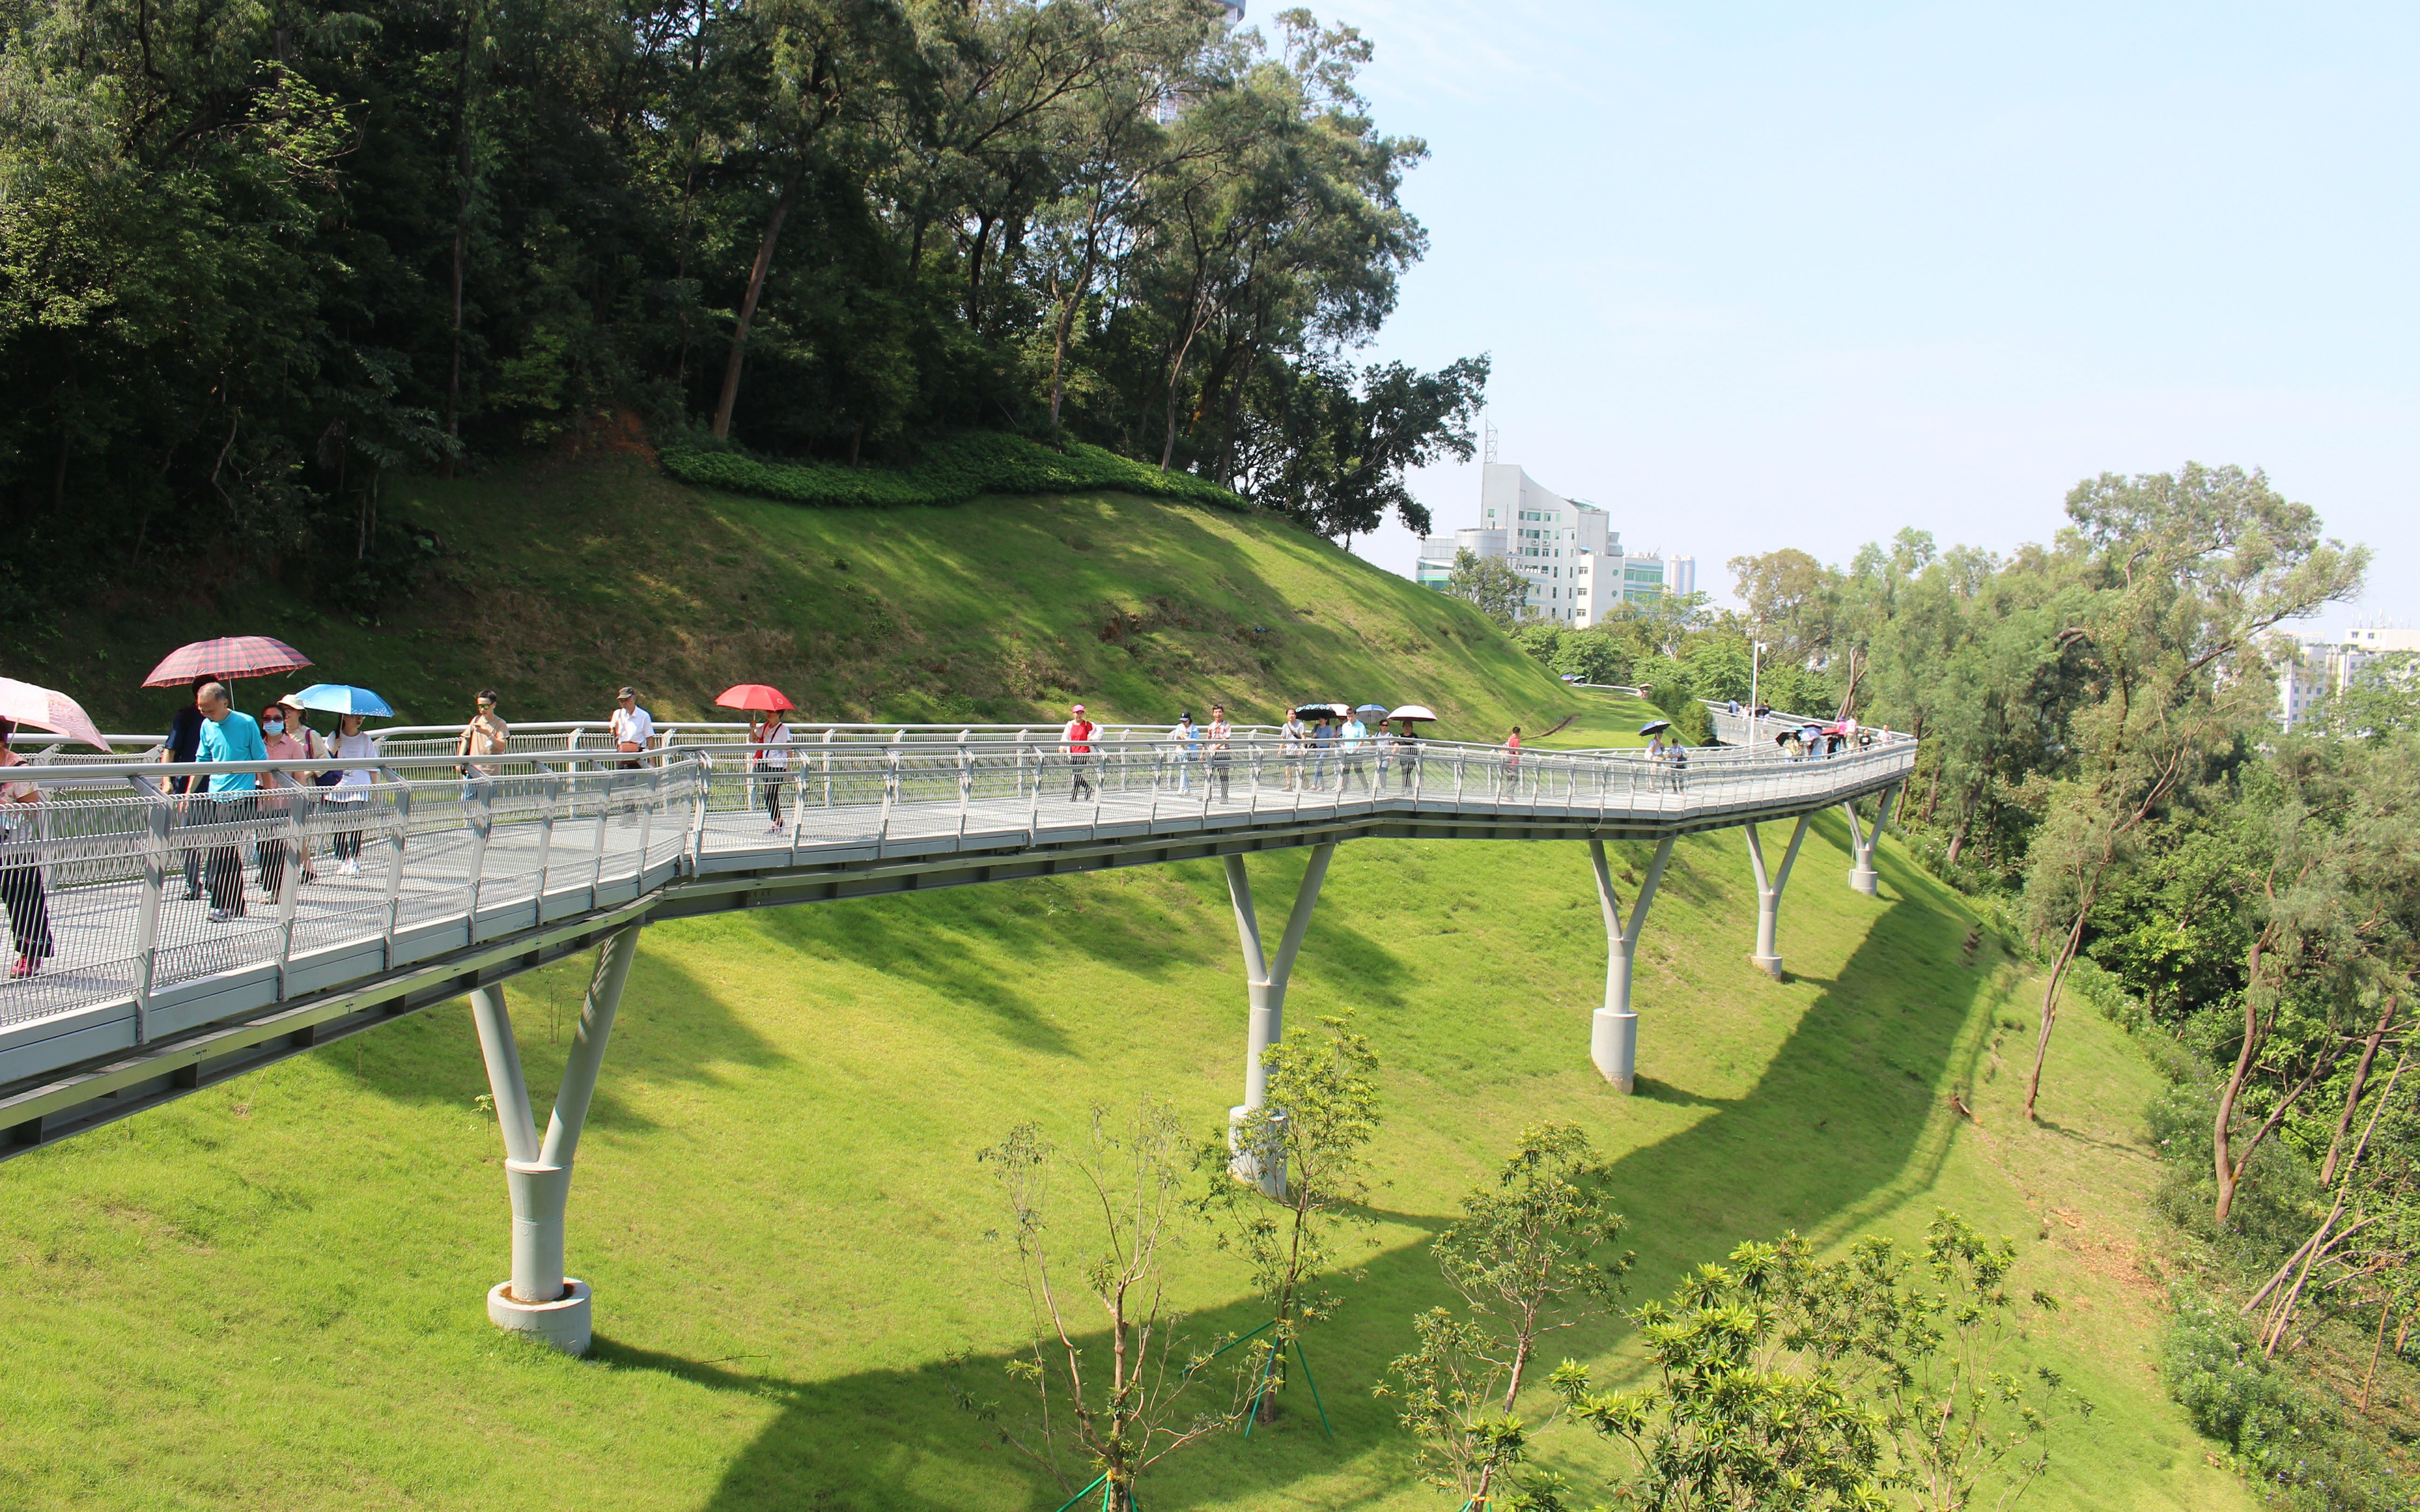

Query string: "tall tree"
[2020, 465, 2364, 1121]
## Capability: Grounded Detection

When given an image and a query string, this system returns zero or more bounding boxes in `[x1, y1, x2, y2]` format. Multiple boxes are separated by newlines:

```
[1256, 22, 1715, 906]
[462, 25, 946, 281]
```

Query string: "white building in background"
[1414, 462, 1694, 625]
[2275, 624, 2420, 729]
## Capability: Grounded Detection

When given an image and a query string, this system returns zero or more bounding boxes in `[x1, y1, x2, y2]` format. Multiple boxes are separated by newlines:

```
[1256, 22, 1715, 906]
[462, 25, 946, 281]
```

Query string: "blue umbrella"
[288, 682, 395, 718]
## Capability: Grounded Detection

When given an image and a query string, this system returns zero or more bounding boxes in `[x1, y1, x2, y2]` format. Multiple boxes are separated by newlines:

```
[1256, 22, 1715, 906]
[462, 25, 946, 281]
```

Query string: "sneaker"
[7, 956, 34, 979]
[208, 909, 235, 924]
[339, 859, 360, 876]
[766, 823, 785, 834]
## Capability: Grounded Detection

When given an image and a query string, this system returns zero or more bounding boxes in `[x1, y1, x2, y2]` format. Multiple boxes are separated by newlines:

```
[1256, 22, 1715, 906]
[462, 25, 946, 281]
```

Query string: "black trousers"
[1069, 755, 1095, 800]
[204, 793, 257, 916]
[756, 767, 786, 825]
[0, 861, 51, 960]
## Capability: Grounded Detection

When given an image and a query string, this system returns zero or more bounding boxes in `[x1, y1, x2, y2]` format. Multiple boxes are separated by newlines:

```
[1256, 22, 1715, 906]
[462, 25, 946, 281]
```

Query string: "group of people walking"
[1, 681, 1563, 979]
[153, 680, 387, 927]
[1057, 704, 1431, 800]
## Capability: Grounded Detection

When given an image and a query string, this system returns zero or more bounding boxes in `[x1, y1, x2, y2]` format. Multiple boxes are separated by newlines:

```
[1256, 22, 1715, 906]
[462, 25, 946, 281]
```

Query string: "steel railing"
[0, 728, 1913, 1052]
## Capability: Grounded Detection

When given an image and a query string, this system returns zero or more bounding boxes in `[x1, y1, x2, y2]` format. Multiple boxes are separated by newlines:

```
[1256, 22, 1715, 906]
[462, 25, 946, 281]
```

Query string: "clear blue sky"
[1307, 0, 2420, 629]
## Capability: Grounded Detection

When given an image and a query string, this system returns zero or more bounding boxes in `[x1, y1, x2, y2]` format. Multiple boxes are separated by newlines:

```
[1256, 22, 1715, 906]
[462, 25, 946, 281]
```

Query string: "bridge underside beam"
[0, 903, 654, 1162]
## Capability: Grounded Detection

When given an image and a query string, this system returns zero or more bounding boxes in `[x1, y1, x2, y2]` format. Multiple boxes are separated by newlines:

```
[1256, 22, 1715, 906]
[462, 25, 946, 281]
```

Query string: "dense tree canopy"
[0, 0, 1478, 607]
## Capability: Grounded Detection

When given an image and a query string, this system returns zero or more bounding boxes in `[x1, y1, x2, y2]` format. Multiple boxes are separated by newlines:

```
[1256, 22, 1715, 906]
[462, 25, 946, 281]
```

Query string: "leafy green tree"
[2019, 465, 2365, 1121]
[1449, 547, 1529, 629]
[1200, 1010, 1384, 1421]
[1553, 1211, 2089, 1511]
[1234, 353, 1488, 544]
[1377, 1123, 1630, 1507]
[971, 1102, 1248, 1508]
[1728, 546, 1841, 669]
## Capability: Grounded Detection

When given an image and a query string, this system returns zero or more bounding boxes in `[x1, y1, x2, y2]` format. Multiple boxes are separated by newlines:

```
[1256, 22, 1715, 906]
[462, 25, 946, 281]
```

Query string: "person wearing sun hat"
[1061, 703, 1097, 801]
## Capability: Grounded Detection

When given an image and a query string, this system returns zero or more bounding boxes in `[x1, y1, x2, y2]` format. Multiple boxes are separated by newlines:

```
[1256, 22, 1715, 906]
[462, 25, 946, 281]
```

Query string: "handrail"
[0, 727, 1915, 1091]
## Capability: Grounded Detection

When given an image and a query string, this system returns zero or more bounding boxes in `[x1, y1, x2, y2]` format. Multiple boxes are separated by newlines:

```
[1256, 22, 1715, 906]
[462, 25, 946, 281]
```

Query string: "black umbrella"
[1639, 720, 1671, 735]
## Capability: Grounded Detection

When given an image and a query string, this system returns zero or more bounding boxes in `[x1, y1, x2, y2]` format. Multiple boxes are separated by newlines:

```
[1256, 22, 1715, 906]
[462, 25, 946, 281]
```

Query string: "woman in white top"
[749, 713, 792, 832]
[327, 714, 380, 875]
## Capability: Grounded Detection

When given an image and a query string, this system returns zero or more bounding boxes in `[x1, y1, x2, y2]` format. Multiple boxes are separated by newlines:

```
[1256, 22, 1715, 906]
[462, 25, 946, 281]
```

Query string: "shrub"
[659, 433, 1247, 511]
[2162, 1302, 2411, 1512]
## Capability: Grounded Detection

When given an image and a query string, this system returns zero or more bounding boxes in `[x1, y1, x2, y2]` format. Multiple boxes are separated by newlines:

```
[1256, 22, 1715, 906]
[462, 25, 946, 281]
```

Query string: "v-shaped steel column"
[468, 924, 640, 1354]
[1844, 785, 1899, 896]
[1744, 813, 1813, 979]
[1589, 836, 1674, 1093]
[1223, 844, 1336, 1195]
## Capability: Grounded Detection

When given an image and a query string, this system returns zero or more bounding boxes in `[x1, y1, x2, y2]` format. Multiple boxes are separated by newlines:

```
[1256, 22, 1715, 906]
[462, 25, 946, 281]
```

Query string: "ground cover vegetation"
[0, 810, 2257, 1509]
[1500, 461, 2420, 1507]
[0, 0, 1487, 625]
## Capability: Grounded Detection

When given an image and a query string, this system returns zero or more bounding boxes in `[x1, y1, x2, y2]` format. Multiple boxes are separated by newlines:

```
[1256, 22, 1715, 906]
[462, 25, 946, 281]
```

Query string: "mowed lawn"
[0, 823, 2247, 1511]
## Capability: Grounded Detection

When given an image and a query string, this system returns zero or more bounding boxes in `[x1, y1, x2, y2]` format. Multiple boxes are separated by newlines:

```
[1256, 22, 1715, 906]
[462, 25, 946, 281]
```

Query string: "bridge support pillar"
[1589, 836, 1673, 1094]
[1223, 843, 1336, 1197]
[469, 924, 641, 1355]
[1844, 786, 1898, 896]
[1744, 813, 1812, 980]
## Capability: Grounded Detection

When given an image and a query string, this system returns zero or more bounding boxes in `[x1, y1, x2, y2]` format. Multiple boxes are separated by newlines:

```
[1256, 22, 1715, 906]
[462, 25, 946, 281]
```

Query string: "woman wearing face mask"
[258, 700, 320, 894]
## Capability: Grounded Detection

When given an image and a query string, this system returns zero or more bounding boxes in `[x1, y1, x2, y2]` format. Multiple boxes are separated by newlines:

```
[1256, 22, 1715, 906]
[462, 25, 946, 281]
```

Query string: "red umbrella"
[0, 678, 112, 752]
[714, 683, 795, 712]
[143, 636, 312, 688]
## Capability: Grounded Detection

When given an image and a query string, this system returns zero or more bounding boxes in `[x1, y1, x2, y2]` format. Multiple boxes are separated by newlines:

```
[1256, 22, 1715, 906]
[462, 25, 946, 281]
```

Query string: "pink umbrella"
[714, 683, 796, 712]
[0, 678, 113, 752]
[143, 636, 312, 688]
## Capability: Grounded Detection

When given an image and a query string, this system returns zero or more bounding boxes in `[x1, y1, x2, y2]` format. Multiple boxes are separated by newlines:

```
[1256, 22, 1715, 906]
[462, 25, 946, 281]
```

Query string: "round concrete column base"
[1750, 953, 1784, 980]
[1848, 866, 1879, 896]
[487, 1278, 592, 1355]
[1591, 1008, 1637, 1094]
[1226, 1106, 1287, 1197]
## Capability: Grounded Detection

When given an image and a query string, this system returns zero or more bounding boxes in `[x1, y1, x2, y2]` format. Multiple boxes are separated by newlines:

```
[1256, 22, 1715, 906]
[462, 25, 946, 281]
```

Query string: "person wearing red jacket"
[1062, 704, 1097, 801]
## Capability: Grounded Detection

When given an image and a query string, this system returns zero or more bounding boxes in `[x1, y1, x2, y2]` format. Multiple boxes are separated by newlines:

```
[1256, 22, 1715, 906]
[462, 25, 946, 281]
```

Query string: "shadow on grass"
[652, 842, 2004, 1510]
[329, 942, 788, 1141]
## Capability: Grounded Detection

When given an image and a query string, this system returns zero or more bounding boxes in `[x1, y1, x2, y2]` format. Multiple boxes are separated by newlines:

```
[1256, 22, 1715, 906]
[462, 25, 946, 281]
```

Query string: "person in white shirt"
[1166, 713, 1198, 794]
[327, 714, 380, 875]
[750, 712, 791, 831]
[1280, 711, 1308, 791]
[609, 687, 654, 769]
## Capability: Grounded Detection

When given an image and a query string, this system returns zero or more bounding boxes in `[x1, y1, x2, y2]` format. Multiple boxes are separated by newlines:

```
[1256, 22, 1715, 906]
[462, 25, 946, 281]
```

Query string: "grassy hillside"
[16, 455, 1591, 743]
[0, 820, 2245, 1510]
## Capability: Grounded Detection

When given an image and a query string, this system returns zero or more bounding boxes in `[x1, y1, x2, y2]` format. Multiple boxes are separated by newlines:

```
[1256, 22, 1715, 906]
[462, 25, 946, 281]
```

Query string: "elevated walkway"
[0, 720, 1913, 1351]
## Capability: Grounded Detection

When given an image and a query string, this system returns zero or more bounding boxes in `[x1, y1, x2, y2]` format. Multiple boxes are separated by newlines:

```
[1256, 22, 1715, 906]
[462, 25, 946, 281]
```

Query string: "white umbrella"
[1388, 705, 1439, 722]
[0, 677, 112, 752]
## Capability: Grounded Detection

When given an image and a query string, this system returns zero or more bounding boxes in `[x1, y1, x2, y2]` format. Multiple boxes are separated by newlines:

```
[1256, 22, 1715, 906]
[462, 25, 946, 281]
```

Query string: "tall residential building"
[1414, 462, 1693, 625]
[2276, 625, 2420, 729]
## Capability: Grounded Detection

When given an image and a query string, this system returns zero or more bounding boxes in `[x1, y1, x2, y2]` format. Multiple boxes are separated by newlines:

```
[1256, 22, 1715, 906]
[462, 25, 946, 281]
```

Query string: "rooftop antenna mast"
[1482, 418, 1498, 465]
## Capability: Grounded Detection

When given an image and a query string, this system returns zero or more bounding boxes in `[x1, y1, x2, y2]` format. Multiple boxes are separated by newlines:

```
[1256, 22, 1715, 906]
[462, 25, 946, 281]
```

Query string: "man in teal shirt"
[194, 682, 266, 920]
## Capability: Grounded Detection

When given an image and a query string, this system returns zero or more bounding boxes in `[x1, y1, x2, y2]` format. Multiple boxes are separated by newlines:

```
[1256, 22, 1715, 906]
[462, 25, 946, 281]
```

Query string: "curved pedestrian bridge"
[0, 717, 1910, 1351]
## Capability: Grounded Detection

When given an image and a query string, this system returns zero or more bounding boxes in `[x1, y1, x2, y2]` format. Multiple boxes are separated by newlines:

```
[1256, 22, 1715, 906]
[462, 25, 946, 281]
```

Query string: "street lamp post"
[1751, 641, 1765, 727]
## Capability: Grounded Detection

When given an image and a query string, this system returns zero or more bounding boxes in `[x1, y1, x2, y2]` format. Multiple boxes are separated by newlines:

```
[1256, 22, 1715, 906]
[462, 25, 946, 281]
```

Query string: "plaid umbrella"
[142, 636, 312, 688]
[0, 678, 112, 752]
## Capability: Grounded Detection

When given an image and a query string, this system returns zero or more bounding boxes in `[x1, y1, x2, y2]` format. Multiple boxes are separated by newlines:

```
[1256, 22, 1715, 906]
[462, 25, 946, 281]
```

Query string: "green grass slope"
[20, 455, 1597, 744]
[0, 823, 2245, 1511]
